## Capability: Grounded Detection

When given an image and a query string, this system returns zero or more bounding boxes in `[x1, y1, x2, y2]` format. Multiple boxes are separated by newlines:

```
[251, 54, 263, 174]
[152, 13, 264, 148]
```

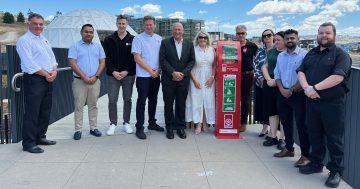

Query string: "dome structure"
[43, 9, 137, 48]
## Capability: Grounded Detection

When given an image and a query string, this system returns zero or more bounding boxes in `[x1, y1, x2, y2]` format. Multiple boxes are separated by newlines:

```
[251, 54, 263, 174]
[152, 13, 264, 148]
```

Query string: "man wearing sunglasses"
[235, 25, 258, 132]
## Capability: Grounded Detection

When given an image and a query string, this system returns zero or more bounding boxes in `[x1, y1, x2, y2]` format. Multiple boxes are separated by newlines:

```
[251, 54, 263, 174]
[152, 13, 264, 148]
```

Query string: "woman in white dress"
[185, 30, 216, 134]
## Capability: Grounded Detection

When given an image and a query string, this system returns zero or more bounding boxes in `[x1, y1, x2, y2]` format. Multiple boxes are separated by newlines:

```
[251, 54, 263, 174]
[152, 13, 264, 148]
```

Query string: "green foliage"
[17, 12, 25, 23]
[3, 12, 14, 24]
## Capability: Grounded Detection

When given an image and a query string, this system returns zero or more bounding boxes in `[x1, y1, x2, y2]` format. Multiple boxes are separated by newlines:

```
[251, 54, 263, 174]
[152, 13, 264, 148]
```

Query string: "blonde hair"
[193, 30, 212, 46]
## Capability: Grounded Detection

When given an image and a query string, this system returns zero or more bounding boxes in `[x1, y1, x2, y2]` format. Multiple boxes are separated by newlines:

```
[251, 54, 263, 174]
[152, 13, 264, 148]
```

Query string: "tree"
[17, 12, 25, 23]
[3, 12, 15, 24]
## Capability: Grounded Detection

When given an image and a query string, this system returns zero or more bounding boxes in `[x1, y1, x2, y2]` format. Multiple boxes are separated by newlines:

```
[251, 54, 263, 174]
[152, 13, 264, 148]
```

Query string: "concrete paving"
[0, 86, 353, 189]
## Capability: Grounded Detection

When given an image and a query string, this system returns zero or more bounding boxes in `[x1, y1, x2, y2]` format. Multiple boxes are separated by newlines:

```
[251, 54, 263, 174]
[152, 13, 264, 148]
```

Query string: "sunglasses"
[262, 34, 273, 38]
[198, 36, 208, 39]
[236, 32, 246, 35]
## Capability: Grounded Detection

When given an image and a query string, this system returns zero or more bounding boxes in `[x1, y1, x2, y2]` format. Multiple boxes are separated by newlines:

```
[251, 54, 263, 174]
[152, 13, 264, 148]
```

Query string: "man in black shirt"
[297, 22, 351, 188]
[103, 15, 136, 135]
[235, 25, 258, 132]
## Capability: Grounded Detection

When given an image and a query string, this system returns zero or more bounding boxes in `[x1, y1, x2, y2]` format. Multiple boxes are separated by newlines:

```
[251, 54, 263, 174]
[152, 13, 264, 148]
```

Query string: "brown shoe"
[274, 149, 295, 158]
[239, 124, 247, 132]
[294, 155, 310, 167]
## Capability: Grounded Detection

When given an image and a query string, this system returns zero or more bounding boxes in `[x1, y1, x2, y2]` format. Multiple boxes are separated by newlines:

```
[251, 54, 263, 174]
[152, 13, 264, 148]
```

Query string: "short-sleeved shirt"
[241, 40, 258, 72]
[274, 47, 307, 88]
[297, 44, 351, 99]
[131, 32, 162, 77]
[16, 31, 57, 74]
[68, 40, 105, 77]
[267, 48, 282, 77]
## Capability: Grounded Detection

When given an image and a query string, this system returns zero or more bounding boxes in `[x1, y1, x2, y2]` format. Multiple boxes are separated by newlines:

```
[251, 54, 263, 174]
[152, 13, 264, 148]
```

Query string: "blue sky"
[1, 0, 359, 37]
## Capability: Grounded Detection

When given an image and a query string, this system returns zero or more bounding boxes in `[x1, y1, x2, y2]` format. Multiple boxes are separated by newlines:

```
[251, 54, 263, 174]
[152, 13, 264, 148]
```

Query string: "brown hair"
[116, 15, 128, 22]
[319, 22, 336, 35]
[143, 15, 156, 23]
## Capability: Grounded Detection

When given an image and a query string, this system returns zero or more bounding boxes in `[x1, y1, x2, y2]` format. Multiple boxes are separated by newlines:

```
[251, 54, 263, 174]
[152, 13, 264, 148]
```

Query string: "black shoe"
[148, 123, 165, 132]
[299, 162, 323, 174]
[36, 138, 56, 145]
[177, 129, 186, 139]
[265, 136, 272, 141]
[325, 172, 341, 188]
[73, 131, 82, 140]
[258, 130, 268, 137]
[135, 130, 147, 140]
[263, 137, 278, 146]
[166, 130, 174, 139]
[90, 129, 102, 137]
[277, 139, 285, 150]
[23, 145, 44, 153]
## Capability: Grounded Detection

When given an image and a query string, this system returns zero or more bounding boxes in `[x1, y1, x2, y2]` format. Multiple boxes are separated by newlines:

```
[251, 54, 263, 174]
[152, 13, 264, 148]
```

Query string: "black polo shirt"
[103, 31, 136, 76]
[297, 44, 352, 100]
[241, 40, 258, 72]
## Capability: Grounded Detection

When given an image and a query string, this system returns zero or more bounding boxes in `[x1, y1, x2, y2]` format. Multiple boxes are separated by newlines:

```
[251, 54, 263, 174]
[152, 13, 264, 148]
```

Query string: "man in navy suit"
[159, 22, 195, 139]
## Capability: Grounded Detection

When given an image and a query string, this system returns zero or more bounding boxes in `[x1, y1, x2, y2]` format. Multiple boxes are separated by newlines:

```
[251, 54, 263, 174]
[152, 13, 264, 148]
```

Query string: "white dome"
[43, 9, 137, 48]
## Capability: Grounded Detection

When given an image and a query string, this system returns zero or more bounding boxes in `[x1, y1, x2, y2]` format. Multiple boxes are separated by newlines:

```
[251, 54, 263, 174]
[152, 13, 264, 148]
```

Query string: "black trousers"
[162, 83, 189, 130]
[135, 77, 160, 130]
[22, 74, 53, 148]
[306, 98, 345, 173]
[277, 92, 310, 157]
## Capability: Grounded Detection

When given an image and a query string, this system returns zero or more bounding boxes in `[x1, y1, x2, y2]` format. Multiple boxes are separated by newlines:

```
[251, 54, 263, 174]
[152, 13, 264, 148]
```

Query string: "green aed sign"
[223, 75, 236, 112]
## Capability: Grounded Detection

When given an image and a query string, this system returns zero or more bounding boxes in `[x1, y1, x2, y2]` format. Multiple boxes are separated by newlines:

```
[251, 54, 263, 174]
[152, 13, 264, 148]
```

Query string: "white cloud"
[299, 0, 360, 34]
[168, 11, 185, 19]
[141, 3, 161, 14]
[205, 16, 277, 37]
[198, 10, 208, 14]
[338, 26, 360, 36]
[200, 0, 218, 4]
[120, 5, 140, 15]
[247, 0, 323, 15]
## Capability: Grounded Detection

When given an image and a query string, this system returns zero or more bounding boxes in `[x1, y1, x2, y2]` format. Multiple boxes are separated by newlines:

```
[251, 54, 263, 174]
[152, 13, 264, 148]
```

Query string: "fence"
[2, 45, 108, 143]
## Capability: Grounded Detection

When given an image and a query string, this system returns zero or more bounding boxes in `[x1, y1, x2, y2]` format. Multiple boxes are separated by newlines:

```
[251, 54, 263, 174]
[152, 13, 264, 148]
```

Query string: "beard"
[285, 42, 296, 50]
[317, 37, 335, 48]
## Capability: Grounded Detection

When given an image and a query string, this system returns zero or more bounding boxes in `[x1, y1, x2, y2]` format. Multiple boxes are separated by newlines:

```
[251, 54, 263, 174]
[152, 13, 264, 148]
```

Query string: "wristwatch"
[96, 75, 99, 79]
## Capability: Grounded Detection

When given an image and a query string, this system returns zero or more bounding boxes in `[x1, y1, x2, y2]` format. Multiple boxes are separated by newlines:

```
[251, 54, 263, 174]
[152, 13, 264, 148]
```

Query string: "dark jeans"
[277, 92, 310, 157]
[107, 75, 135, 125]
[135, 77, 160, 130]
[162, 83, 189, 130]
[306, 98, 345, 173]
[22, 74, 53, 149]
[241, 72, 254, 124]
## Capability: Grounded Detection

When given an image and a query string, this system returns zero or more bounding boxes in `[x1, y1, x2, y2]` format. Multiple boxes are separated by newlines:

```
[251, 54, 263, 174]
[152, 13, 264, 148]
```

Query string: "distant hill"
[0, 13, 26, 44]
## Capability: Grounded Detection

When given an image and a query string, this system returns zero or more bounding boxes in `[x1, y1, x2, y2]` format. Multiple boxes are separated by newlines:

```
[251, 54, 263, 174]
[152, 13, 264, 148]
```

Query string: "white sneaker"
[123, 123, 133, 134]
[106, 124, 116, 136]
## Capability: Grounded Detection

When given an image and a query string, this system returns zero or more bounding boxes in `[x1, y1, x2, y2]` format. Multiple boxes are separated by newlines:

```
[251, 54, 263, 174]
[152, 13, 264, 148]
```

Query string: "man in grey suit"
[159, 22, 195, 139]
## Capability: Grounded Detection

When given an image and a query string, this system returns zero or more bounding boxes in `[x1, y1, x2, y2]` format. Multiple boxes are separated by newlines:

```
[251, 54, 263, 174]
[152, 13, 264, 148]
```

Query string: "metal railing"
[11, 67, 72, 92]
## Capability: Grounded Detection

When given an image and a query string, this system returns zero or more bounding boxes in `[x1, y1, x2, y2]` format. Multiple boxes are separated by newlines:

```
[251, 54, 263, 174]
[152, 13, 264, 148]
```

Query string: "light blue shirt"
[131, 32, 162, 77]
[274, 47, 307, 88]
[16, 31, 57, 74]
[68, 40, 105, 77]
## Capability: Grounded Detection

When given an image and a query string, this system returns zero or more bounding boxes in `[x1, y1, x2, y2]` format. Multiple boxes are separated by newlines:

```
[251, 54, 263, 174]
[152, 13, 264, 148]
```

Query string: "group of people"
[252, 25, 351, 188]
[17, 13, 351, 188]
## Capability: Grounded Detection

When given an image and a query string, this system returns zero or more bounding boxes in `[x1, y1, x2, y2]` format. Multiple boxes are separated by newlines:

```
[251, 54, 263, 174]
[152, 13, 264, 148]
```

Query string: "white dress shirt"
[16, 31, 57, 74]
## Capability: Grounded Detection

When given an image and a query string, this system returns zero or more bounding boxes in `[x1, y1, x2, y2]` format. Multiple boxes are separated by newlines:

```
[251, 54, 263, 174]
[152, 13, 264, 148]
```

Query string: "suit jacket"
[159, 37, 195, 86]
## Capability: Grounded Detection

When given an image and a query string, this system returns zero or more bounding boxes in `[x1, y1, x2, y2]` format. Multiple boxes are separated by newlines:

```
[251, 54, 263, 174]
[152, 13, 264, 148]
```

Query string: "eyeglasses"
[236, 32, 246, 35]
[262, 34, 273, 38]
[198, 36, 208, 39]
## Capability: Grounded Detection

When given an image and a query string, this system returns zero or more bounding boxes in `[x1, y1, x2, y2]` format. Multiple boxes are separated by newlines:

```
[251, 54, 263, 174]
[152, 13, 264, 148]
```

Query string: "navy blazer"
[159, 37, 195, 86]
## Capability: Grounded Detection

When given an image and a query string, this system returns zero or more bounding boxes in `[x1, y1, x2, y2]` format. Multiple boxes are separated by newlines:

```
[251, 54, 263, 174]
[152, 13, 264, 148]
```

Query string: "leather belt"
[74, 76, 81, 79]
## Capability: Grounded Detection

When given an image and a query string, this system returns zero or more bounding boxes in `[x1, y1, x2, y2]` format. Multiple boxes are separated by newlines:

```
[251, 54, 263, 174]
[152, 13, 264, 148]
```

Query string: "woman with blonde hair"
[185, 30, 216, 134]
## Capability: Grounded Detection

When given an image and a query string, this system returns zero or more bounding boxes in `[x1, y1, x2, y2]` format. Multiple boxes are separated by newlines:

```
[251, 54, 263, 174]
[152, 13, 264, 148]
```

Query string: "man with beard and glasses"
[297, 22, 351, 188]
[272, 29, 310, 169]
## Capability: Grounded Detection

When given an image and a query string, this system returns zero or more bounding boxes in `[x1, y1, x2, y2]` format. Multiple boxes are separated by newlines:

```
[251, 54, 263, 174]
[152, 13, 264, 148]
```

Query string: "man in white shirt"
[131, 15, 164, 140]
[16, 13, 58, 153]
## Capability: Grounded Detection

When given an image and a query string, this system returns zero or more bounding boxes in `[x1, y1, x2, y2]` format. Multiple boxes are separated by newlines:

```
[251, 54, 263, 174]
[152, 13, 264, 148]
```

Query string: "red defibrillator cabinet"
[215, 41, 242, 139]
